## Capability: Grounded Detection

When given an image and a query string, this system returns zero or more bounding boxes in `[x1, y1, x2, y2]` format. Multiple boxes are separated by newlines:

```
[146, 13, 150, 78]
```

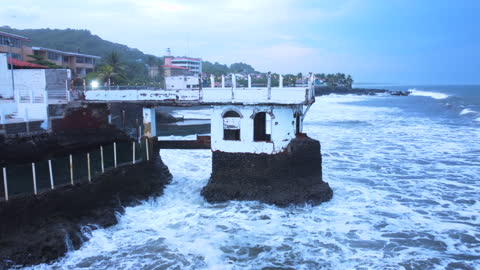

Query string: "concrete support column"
[210, 74, 215, 88]
[279, 75, 283, 88]
[267, 72, 272, 100]
[232, 73, 236, 89]
[143, 107, 157, 137]
[221, 75, 225, 88]
[248, 74, 252, 88]
[308, 72, 315, 99]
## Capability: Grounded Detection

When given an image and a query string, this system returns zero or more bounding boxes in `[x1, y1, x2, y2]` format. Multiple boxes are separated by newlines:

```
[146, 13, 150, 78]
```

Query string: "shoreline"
[315, 86, 410, 96]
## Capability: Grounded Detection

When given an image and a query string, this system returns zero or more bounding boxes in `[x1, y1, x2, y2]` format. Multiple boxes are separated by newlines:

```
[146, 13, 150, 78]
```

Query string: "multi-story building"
[170, 57, 202, 75]
[32, 47, 100, 78]
[163, 48, 202, 77]
[0, 31, 33, 61]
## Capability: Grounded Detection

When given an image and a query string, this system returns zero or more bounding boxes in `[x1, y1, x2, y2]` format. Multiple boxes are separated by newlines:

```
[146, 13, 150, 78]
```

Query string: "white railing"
[85, 86, 315, 105]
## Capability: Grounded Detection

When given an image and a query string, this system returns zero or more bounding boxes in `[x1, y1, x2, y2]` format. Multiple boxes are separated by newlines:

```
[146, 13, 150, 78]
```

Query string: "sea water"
[21, 85, 480, 269]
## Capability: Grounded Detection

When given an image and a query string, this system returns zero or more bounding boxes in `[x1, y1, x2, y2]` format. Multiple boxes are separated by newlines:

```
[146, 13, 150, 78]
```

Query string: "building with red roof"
[163, 48, 202, 77]
[7, 57, 47, 69]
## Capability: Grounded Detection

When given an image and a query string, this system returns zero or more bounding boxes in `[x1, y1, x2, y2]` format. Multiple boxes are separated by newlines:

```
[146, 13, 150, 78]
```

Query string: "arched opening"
[253, 112, 271, 141]
[223, 110, 241, 141]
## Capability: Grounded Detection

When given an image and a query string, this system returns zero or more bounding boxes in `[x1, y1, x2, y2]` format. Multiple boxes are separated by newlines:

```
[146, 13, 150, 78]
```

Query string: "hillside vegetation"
[0, 26, 353, 87]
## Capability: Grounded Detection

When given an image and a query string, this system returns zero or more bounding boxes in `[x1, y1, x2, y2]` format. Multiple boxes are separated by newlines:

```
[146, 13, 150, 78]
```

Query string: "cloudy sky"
[0, 0, 478, 84]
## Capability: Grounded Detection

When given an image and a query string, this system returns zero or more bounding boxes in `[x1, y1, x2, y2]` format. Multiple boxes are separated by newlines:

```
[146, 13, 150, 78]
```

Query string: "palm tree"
[103, 51, 126, 77]
[346, 75, 353, 89]
[96, 64, 114, 88]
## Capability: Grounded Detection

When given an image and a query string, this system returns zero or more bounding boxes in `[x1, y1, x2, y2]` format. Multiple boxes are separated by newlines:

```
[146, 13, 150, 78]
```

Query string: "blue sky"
[0, 0, 478, 84]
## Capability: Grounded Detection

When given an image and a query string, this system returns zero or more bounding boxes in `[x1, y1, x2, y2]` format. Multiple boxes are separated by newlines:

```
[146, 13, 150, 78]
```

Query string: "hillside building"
[163, 48, 202, 77]
[0, 31, 33, 61]
[31, 47, 100, 78]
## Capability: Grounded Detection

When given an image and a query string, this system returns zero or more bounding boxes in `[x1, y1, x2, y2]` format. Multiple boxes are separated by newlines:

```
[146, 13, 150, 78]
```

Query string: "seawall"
[0, 151, 172, 268]
[0, 102, 173, 268]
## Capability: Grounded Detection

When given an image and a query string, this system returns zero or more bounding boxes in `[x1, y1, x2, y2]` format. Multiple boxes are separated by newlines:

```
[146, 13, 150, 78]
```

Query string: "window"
[85, 58, 93, 64]
[63, 56, 69, 63]
[11, 53, 22, 60]
[76, 68, 86, 76]
[253, 112, 271, 141]
[0, 36, 21, 48]
[76, 56, 85, 63]
[47, 52, 61, 62]
[223, 110, 241, 141]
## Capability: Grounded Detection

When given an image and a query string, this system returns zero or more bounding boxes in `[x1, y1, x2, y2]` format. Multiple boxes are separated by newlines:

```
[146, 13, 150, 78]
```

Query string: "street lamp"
[91, 80, 99, 89]
[6, 38, 15, 99]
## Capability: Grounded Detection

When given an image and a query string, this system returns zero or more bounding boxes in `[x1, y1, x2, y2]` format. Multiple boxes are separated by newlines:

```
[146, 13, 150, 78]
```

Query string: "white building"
[165, 75, 199, 90]
[170, 57, 202, 75]
[0, 53, 71, 123]
[211, 104, 304, 154]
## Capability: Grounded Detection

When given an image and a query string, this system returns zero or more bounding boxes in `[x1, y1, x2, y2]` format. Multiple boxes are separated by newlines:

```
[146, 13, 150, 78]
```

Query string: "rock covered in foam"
[201, 136, 333, 206]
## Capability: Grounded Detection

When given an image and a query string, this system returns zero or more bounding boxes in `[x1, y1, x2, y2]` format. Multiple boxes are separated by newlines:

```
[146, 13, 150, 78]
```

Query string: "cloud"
[2, 0, 476, 83]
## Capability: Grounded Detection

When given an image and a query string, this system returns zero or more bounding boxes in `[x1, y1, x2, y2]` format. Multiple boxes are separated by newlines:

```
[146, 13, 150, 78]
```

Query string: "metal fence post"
[2, 167, 8, 201]
[25, 108, 30, 134]
[32, 162, 37, 195]
[146, 138, 149, 161]
[114, 142, 117, 168]
[48, 160, 54, 189]
[69, 154, 74, 185]
[87, 153, 91, 182]
[132, 141, 136, 164]
[100, 146, 104, 173]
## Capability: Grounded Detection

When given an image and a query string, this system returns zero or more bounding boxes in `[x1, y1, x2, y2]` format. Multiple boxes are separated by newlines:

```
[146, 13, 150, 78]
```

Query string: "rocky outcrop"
[0, 128, 131, 166]
[201, 136, 333, 207]
[315, 86, 410, 96]
[0, 153, 172, 268]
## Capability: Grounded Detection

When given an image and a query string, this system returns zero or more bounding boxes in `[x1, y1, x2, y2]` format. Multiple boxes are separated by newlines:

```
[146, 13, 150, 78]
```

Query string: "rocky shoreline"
[202, 136, 333, 207]
[315, 86, 409, 96]
[0, 152, 172, 268]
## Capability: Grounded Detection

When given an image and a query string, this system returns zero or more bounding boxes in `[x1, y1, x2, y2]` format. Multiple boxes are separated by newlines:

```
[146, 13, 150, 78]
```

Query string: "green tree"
[103, 51, 126, 77]
[26, 55, 63, 69]
[230, 62, 255, 73]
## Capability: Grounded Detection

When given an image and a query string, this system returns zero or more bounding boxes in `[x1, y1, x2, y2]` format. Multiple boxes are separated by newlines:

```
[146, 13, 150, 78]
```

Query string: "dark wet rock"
[446, 262, 476, 270]
[390, 91, 410, 96]
[156, 111, 182, 123]
[0, 154, 172, 268]
[201, 136, 333, 207]
[0, 128, 131, 166]
[314, 86, 409, 97]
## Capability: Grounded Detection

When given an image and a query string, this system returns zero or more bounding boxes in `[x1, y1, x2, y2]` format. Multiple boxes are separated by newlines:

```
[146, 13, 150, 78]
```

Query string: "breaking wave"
[408, 89, 449, 99]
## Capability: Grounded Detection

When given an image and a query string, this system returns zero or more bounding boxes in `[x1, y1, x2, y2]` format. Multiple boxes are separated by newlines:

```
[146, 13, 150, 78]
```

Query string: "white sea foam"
[173, 109, 211, 120]
[408, 89, 449, 99]
[21, 95, 480, 270]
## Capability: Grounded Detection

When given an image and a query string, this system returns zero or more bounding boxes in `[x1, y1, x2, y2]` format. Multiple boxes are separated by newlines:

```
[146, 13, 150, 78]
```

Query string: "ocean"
[21, 85, 480, 269]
